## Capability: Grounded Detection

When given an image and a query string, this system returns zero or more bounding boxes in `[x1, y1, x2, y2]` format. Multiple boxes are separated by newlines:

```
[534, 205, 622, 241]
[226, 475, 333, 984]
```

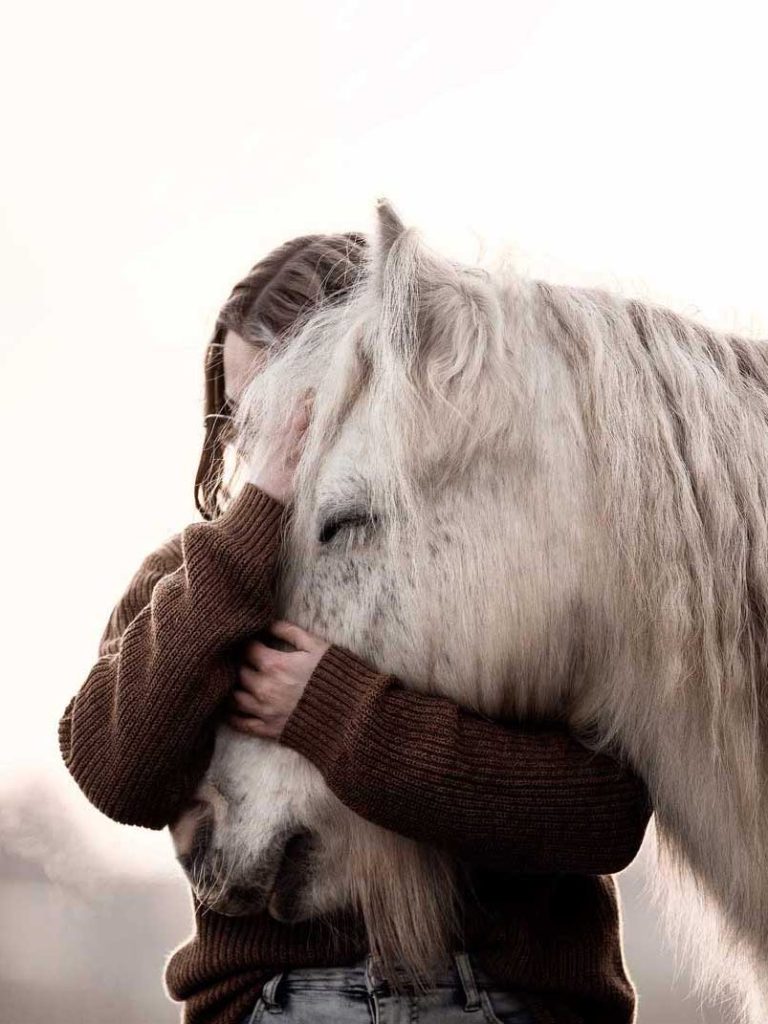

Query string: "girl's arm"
[58, 483, 286, 829]
[277, 645, 653, 876]
[95, 534, 185, 657]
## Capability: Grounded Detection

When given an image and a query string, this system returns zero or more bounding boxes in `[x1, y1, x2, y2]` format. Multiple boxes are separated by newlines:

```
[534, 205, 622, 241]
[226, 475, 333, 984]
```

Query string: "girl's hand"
[247, 393, 313, 504]
[225, 621, 330, 739]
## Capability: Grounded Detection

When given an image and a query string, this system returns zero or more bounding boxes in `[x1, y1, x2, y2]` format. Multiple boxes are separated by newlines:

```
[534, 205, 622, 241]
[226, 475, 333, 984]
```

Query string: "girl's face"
[223, 329, 269, 406]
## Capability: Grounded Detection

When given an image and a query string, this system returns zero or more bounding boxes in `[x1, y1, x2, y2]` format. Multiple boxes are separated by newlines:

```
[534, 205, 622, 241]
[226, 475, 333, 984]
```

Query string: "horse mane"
[236, 251, 768, 765]
[542, 281, 768, 752]
[229, 233, 768, 1004]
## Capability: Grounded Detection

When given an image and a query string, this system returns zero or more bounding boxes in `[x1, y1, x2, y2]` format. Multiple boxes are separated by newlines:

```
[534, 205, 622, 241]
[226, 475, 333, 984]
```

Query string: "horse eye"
[318, 510, 379, 545]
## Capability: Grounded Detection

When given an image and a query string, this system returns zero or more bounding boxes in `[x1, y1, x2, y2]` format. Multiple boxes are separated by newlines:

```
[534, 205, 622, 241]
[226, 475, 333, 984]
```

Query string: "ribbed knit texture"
[59, 482, 652, 1024]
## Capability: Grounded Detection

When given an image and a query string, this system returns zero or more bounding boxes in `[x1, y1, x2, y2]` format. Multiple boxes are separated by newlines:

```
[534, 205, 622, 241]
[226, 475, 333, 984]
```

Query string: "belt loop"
[364, 955, 383, 1024]
[365, 953, 389, 993]
[261, 971, 285, 1013]
[453, 951, 481, 1012]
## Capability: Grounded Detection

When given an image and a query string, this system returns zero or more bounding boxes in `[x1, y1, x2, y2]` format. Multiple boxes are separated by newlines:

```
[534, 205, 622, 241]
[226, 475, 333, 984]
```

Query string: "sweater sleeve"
[279, 645, 652, 876]
[58, 483, 286, 830]
[95, 534, 185, 658]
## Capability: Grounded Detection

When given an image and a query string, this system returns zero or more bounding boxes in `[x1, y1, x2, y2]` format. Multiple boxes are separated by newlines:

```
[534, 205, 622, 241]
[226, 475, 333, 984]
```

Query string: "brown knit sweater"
[59, 482, 652, 1024]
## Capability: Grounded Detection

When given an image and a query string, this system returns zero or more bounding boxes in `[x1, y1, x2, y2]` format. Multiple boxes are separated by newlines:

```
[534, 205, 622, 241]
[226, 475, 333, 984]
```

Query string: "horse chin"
[202, 885, 270, 918]
[184, 828, 299, 919]
[267, 830, 318, 924]
[187, 853, 277, 918]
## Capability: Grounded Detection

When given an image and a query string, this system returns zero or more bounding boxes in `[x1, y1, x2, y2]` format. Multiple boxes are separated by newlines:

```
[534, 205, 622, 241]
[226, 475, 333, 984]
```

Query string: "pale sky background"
[1, 1, 766, 1020]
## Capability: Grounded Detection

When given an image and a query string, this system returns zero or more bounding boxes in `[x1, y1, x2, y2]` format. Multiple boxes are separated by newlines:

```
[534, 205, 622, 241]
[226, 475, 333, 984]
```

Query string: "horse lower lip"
[176, 853, 193, 876]
[205, 886, 269, 917]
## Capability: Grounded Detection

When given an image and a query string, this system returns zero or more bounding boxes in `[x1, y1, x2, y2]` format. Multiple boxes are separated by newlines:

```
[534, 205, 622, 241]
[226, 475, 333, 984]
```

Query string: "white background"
[1, 1, 766, 1021]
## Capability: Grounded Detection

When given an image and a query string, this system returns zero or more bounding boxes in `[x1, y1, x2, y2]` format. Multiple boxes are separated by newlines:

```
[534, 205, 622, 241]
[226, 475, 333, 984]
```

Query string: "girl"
[59, 234, 652, 1024]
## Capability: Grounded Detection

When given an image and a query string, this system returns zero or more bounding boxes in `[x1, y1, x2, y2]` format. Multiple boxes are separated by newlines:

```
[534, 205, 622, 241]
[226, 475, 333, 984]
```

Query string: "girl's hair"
[194, 232, 367, 520]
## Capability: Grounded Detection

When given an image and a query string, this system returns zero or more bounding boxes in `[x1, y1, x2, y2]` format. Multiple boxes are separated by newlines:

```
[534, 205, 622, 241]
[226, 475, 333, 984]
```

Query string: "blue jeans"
[238, 952, 537, 1023]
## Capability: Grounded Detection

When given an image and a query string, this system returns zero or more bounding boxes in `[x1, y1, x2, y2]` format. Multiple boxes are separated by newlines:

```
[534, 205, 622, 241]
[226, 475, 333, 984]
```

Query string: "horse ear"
[367, 198, 455, 367]
[375, 197, 406, 257]
[364, 198, 421, 361]
[369, 198, 408, 294]
[366, 199, 501, 390]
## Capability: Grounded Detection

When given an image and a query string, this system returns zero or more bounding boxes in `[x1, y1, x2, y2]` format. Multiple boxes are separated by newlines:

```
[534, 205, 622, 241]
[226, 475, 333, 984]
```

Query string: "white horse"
[177, 200, 768, 1018]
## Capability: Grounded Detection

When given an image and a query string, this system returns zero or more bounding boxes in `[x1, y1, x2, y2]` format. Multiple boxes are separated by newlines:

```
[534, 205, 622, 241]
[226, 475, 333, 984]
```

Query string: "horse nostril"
[189, 814, 214, 863]
[172, 802, 214, 875]
[176, 822, 213, 883]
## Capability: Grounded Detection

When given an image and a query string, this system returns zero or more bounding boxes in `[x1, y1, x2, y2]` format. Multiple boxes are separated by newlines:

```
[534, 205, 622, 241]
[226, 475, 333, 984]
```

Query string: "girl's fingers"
[237, 663, 260, 688]
[242, 640, 273, 670]
[287, 408, 309, 446]
[296, 389, 314, 422]
[226, 714, 255, 735]
[226, 714, 279, 739]
[294, 403, 311, 430]
[269, 620, 313, 650]
[229, 687, 262, 716]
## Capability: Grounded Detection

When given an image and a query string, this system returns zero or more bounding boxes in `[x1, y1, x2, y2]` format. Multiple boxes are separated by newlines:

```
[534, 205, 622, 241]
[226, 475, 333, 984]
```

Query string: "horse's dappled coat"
[188, 200, 768, 1018]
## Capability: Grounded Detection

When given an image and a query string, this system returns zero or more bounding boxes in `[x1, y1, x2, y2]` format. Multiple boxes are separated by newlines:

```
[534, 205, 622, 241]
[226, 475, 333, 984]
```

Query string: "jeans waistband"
[258, 951, 491, 1013]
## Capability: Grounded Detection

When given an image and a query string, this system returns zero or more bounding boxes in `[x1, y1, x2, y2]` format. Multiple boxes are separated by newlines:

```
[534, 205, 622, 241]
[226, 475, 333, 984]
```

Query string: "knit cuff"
[279, 644, 389, 777]
[58, 695, 75, 766]
[205, 483, 289, 574]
